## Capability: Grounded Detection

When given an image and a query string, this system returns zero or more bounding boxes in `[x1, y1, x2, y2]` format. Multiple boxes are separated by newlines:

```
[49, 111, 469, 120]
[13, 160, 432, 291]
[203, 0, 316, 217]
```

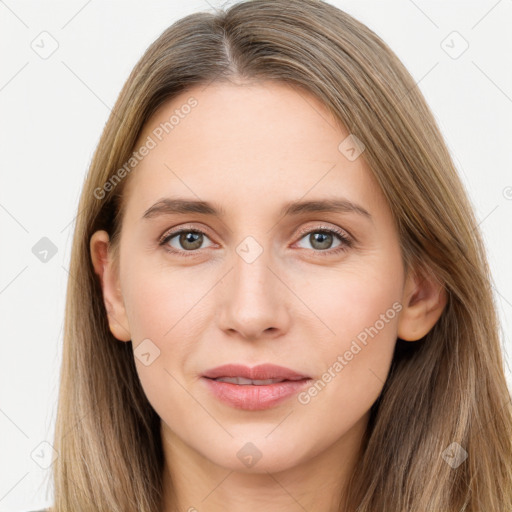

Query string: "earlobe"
[397, 267, 447, 342]
[90, 230, 131, 342]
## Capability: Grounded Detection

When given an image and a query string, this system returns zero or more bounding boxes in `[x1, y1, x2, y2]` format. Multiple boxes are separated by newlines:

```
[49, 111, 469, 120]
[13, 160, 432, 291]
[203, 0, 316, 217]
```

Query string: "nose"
[216, 244, 291, 341]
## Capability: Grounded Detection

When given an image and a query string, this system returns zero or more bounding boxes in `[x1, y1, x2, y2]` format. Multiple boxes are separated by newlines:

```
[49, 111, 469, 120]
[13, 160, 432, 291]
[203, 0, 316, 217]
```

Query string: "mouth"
[208, 376, 299, 385]
[201, 364, 312, 410]
[202, 363, 310, 381]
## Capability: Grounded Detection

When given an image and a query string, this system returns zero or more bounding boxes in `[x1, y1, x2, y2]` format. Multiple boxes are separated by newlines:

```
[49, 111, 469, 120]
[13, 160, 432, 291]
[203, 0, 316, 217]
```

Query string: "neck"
[160, 412, 368, 512]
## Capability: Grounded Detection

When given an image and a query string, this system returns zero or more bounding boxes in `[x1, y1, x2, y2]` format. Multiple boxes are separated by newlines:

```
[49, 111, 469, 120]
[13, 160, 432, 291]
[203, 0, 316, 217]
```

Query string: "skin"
[91, 81, 446, 512]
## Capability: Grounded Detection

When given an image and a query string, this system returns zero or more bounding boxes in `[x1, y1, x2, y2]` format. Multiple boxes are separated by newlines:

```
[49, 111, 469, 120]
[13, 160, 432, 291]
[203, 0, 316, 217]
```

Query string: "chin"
[201, 434, 309, 474]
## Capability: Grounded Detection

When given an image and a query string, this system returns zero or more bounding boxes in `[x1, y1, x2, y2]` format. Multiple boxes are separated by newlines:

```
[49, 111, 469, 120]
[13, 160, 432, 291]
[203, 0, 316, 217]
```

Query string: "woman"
[47, 0, 512, 510]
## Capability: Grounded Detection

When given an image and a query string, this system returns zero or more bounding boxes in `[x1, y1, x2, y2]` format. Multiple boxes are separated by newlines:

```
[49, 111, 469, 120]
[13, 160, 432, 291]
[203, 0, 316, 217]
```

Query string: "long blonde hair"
[51, 1, 512, 510]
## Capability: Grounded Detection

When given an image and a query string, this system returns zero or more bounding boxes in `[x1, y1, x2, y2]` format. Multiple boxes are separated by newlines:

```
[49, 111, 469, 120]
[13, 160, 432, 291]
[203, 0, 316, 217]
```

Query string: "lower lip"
[202, 377, 312, 410]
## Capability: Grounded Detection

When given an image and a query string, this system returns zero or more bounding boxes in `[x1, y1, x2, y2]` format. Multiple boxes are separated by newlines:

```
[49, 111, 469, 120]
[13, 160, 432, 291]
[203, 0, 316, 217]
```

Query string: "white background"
[1, 0, 511, 510]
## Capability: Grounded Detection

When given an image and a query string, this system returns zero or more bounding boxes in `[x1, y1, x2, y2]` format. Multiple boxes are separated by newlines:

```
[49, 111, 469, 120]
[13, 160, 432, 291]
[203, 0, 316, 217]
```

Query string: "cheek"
[119, 262, 205, 415]
[297, 267, 402, 418]
[120, 260, 213, 390]
[302, 254, 403, 342]
[121, 256, 198, 340]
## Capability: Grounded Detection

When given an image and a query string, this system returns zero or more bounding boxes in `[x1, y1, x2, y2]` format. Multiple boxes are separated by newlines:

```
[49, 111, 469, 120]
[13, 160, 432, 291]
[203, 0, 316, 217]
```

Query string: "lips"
[201, 364, 312, 410]
[202, 363, 310, 382]
[213, 377, 285, 385]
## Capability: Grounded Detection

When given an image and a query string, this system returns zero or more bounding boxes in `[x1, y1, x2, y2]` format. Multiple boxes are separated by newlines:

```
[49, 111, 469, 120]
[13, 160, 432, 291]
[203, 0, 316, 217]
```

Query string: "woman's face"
[99, 81, 409, 473]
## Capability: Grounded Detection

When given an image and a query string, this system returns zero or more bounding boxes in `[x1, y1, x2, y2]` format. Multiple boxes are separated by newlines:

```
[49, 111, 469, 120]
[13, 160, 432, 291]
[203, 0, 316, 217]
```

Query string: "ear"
[90, 230, 131, 342]
[397, 266, 447, 342]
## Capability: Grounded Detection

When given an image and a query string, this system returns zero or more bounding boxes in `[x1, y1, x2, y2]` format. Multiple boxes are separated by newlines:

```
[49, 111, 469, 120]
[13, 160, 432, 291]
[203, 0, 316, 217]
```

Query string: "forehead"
[122, 81, 383, 218]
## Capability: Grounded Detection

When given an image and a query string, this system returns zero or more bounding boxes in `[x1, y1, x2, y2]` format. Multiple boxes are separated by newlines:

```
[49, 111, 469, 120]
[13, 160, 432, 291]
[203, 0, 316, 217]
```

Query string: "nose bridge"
[216, 233, 290, 339]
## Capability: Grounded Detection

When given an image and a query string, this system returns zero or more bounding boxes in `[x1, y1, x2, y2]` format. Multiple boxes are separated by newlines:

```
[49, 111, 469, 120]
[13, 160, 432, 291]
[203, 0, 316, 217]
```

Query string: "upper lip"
[202, 364, 310, 381]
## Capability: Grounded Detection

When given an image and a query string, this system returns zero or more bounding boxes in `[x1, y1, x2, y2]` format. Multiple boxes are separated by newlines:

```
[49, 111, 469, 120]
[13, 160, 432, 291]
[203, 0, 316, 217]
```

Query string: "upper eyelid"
[296, 223, 351, 238]
[159, 223, 215, 243]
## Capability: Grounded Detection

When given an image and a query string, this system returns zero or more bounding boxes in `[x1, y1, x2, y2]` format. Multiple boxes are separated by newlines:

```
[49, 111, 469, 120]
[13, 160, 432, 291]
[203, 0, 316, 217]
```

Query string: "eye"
[294, 226, 353, 255]
[159, 228, 214, 256]
[158, 224, 353, 258]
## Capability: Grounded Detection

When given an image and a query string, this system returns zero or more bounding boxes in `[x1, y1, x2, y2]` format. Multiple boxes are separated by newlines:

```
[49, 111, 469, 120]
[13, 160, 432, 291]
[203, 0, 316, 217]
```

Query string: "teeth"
[214, 377, 285, 385]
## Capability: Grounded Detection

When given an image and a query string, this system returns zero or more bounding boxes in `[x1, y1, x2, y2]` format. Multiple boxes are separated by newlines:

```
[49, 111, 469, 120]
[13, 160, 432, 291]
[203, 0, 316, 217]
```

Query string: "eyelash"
[158, 224, 353, 258]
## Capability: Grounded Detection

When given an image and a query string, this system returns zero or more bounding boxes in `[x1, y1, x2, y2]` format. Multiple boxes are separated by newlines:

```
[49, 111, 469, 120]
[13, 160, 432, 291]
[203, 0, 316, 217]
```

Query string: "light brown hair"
[50, 0, 512, 510]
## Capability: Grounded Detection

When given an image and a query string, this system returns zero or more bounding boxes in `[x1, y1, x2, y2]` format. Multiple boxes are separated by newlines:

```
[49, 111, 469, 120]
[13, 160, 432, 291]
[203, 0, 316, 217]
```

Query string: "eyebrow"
[142, 197, 371, 220]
